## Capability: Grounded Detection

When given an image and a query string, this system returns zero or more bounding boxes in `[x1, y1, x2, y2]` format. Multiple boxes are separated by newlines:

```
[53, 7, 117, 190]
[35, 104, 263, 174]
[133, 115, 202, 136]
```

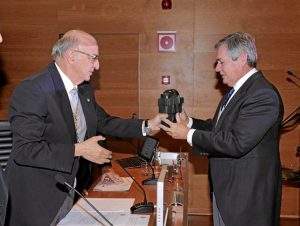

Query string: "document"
[57, 211, 150, 226]
[93, 177, 133, 192]
[72, 198, 134, 213]
[57, 198, 150, 226]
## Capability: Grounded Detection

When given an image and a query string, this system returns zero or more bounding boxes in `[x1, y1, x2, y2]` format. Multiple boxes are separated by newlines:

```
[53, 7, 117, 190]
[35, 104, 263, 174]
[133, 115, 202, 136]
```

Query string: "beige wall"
[0, 0, 299, 217]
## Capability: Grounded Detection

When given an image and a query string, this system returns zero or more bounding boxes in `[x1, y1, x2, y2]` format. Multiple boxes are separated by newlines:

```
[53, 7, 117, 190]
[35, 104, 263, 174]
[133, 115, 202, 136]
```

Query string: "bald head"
[0, 33, 3, 43]
[51, 30, 100, 85]
[64, 30, 97, 46]
[51, 30, 98, 60]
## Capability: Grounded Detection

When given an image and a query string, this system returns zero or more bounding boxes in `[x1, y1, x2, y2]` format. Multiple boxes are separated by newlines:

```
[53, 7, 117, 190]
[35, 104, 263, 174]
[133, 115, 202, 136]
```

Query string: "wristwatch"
[144, 119, 152, 134]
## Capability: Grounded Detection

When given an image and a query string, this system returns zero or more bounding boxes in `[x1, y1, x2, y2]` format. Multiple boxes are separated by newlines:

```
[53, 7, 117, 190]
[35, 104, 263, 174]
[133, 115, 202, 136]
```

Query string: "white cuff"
[142, 120, 146, 136]
[187, 129, 196, 146]
[187, 117, 193, 128]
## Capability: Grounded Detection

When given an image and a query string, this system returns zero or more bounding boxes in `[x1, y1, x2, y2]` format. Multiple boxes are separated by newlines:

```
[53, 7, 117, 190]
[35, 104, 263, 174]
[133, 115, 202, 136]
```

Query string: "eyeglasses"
[73, 50, 99, 62]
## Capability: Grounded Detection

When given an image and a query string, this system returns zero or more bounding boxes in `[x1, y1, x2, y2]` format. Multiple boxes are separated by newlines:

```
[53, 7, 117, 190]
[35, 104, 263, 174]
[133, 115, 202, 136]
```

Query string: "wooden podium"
[87, 152, 189, 226]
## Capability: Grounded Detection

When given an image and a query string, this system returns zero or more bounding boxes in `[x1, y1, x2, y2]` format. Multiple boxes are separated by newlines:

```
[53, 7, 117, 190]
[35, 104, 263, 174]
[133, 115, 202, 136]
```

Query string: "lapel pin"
[86, 98, 90, 102]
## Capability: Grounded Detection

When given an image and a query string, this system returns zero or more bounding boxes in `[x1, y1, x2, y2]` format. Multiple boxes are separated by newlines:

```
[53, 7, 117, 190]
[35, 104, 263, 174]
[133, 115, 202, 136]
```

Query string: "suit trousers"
[50, 188, 74, 225]
[213, 193, 226, 226]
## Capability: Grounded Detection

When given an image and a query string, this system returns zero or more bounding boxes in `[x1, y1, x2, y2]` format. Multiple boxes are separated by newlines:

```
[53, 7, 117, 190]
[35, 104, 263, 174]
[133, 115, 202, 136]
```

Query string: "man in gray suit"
[160, 32, 283, 226]
[6, 30, 164, 226]
[0, 32, 8, 226]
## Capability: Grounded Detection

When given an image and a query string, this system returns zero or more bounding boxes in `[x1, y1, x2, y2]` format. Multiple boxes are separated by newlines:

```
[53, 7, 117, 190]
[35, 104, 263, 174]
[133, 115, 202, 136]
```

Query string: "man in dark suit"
[5, 30, 163, 226]
[160, 32, 284, 226]
[0, 167, 7, 226]
[0, 33, 8, 226]
[0, 170, 7, 226]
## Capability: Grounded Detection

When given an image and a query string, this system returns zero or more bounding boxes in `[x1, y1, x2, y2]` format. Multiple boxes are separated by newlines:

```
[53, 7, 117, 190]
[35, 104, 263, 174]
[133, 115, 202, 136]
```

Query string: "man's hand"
[148, 113, 169, 131]
[74, 135, 112, 164]
[178, 110, 189, 125]
[159, 113, 190, 140]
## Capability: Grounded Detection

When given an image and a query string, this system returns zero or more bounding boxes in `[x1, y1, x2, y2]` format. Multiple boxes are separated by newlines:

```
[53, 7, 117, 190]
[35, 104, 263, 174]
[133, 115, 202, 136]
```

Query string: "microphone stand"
[287, 70, 300, 80]
[55, 174, 113, 226]
[142, 149, 161, 185]
[280, 106, 300, 129]
[279, 106, 300, 185]
[286, 78, 300, 88]
[142, 163, 158, 185]
[122, 167, 154, 213]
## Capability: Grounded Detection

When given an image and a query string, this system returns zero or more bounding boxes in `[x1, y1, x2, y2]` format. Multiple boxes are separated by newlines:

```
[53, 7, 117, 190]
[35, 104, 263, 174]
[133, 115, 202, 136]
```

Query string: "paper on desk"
[74, 198, 134, 213]
[57, 198, 150, 226]
[58, 211, 150, 226]
[93, 177, 133, 192]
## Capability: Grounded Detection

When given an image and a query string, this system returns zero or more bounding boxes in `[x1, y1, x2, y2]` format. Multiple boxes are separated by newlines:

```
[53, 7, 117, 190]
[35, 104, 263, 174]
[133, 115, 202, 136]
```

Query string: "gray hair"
[214, 32, 257, 67]
[51, 35, 80, 60]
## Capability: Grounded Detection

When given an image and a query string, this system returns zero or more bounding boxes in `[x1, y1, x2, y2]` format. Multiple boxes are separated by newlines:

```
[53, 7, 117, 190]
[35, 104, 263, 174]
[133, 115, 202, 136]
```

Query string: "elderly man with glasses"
[5, 30, 165, 226]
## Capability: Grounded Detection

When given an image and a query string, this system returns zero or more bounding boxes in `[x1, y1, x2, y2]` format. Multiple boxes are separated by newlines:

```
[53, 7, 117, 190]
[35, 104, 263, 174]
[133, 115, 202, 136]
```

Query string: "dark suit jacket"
[192, 71, 283, 226]
[0, 168, 8, 226]
[5, 62, 144, 226]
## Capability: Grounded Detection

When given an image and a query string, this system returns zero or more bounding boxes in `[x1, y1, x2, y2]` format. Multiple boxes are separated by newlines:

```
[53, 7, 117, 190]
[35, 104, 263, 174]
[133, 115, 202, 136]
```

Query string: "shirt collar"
[54, 62, 77, 93]
[233, 68, 258, 92]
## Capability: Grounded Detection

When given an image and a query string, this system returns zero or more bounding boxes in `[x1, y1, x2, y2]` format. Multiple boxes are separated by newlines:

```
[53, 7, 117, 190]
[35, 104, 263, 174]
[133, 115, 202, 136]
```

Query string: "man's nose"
[215, 63, 220, 72]
[94, 59, 100, 70]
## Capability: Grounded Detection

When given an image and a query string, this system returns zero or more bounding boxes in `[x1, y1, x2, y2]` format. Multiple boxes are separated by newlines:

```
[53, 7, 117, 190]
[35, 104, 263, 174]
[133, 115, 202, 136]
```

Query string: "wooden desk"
[88, 160, 156, 225]
[87, 152, 188, 226]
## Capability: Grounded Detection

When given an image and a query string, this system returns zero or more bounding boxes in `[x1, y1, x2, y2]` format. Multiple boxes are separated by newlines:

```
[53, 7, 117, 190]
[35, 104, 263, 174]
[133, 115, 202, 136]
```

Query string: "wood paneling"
[92, 33, 139, 118]
[0, 0, 299, 218]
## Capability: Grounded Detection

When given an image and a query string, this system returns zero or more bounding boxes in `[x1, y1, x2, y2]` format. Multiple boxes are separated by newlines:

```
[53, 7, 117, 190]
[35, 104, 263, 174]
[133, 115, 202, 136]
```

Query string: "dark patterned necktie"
[221, 88, 235, 111]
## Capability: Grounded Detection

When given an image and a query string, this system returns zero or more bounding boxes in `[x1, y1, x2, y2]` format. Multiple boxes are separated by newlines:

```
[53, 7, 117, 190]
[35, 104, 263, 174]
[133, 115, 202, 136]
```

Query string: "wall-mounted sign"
[157, 31, 176, 52]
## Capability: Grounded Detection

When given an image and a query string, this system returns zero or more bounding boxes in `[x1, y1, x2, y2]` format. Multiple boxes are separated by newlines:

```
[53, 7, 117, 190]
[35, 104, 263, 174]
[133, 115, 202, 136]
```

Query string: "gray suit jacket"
[6, 62, 144, 226]
[192, 71, 283, 226]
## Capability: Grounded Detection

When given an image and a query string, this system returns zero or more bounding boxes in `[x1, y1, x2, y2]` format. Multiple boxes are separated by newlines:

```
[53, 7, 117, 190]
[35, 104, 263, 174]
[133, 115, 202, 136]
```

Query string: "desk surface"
[87, 154, 157, 225]
[86, 152, 188, 226]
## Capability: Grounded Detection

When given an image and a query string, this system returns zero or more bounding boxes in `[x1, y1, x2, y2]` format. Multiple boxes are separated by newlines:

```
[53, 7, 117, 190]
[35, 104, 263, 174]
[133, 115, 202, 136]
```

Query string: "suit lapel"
[48, 62, 97, 141]
[48, 62, 77, 142]
[213, 71, 262, 129]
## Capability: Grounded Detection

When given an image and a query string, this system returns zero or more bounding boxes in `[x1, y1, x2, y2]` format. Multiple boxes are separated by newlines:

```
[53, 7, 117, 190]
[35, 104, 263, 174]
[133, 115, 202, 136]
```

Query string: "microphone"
[280, 106, 300, 128]
[122, 167, 154, 213]
[55, 174, 113, 226]
[142, 162, 158, 185]
[286, 77, 300, 88]
[287, 70, 300, 80]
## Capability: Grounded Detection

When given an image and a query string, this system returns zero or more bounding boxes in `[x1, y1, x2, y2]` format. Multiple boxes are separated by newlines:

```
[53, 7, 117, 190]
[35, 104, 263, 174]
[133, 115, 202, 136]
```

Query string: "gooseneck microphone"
[287, 70, 300, 80]
[142, 162, 158, 185]
[122, 167, 154, 213]
[55, 174, 113, 226]
[281, 106, 300, 128]
[286, 77, 300, 88]
[286, 71, 300, 88]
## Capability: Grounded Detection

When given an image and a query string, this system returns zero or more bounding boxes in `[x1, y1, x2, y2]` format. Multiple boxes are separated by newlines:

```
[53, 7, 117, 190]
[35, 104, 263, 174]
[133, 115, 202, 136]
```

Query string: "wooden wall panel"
[0, 1, 58, 119]
[92, 34, 139, 118]
[0, 0, 299, 219]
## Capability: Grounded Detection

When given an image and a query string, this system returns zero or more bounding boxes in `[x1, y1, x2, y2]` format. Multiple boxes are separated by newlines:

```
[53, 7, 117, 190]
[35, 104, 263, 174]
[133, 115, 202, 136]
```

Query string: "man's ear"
[238, 51, 248, 65]
[237, 52, 248, 67]
[66, 49, 75, 64]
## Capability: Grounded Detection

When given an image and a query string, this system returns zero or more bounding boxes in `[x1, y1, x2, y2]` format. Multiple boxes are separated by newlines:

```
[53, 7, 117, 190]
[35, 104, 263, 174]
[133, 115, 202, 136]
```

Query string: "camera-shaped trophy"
[158, 89, 184, 127]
